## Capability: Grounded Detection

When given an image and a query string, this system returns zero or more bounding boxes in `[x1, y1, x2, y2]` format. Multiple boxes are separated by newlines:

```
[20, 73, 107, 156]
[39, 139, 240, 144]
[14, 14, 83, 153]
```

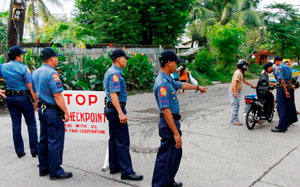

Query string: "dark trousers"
[152, 119, 182, 187]
[38, 108, 65, 177]
[263, 91, 274, 116]
[277, 88, 290, 130]
[6, 95, 38, 155]
[287, 88, 298, 125]
[105, 107, 134, 176]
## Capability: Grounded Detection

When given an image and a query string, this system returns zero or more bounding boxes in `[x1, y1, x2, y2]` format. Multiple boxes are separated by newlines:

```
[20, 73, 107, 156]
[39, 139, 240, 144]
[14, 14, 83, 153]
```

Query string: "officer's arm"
[54, 92, 69, 122]
[280, 79, 290, 98]
[26, 83, 38, 103]
[0, 89, 5, 98]
[110, 92, 128, 124]
[181, 83, 207, 93]
[161, 108, 182, 149]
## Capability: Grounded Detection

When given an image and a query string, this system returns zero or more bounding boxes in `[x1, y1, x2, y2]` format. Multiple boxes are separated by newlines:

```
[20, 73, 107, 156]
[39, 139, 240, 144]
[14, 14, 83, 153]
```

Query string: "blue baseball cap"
[159, 50, 184, 64]
[110, 49, 131, 60]
[8, 46, 27, 60]
[40, 47, 62, 61]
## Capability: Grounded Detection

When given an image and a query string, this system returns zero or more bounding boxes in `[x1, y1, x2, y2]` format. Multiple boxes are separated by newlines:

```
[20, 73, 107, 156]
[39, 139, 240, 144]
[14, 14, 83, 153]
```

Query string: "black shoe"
[110, 169, 121, 174]
[173, 181, 183, 187]
[39, 171, 49, 177]
[271, 128, 285, 133]
[32, 153, 38, 157]
[50, 172, 73, 180]
[121, 173, 143, 181]
[17, 152, 26, 158]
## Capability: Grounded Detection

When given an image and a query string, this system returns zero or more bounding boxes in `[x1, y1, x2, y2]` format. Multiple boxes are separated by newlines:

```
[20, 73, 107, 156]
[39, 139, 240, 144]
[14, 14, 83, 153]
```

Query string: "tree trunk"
[7, 0, 27, 48]
[32, 0, 37, 41]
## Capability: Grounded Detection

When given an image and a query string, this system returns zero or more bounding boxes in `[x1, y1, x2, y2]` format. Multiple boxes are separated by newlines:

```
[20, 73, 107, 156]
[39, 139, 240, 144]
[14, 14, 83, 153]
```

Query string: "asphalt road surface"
[1, 80, 300, 187]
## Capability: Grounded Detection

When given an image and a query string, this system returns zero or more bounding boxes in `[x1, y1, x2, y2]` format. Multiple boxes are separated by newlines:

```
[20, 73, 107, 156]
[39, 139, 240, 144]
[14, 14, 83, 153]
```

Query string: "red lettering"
[85, 113, 90, 122]
[89, 95, 97, 106]
[76, 94, 86, 105]
[64, 94, 72, 105]
[80, 113, 85, 122]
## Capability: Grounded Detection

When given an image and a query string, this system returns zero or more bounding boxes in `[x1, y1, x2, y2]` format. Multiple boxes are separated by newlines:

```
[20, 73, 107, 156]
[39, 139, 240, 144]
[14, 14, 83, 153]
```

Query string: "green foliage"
[248, 63, 262, 76]
[263, 3, 300, 57]
[207, 21, 246, 68]
[0, 11, 8, 51]
[75, 0, 192, 45]
[193, 48, 215, 74]
[38, 21, 97, 48]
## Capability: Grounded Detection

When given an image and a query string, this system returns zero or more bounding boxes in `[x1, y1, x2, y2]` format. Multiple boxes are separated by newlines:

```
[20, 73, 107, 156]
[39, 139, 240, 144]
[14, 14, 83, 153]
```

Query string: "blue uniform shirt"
[103, 64, 127, 102]
[0, 60, 31, 90]
[276, 63, 291, 84]
[154, 71, 183, 114]
[32, 64, 64, 105]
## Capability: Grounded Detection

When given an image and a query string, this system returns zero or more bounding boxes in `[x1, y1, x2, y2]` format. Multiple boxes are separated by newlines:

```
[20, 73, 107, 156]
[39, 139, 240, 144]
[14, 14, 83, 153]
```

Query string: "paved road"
[1, 80, 300, 187]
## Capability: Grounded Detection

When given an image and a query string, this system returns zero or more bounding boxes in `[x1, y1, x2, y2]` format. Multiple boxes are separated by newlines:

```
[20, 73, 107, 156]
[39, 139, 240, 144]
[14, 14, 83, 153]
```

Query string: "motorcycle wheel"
[246, 108, 257, 130]
[267, 109, 274, 122]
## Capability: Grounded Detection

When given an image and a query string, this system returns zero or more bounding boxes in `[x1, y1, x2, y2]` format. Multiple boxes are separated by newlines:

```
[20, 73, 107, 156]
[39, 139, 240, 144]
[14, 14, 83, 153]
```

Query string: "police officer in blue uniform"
[0, 46, 38, 158]
[152, 50, 207, 187]
[272, 56, 293, 132]
[32, 48, 72, 180]
[104, 49, 143, 181]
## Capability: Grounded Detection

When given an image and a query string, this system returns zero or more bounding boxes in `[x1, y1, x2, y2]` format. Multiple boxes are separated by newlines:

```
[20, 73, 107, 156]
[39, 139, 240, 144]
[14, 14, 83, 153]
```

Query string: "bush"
[190, 70, 213, 86]
[248, 63, 262, 76]
[193, 49, 215, 75]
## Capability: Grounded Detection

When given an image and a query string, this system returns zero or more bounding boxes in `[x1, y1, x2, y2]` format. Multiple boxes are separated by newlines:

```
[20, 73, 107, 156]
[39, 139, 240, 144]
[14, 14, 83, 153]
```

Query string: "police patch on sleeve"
[113, 74, 119, 83]
[160, 86, 167, 97]
[53, 73, 60, 82]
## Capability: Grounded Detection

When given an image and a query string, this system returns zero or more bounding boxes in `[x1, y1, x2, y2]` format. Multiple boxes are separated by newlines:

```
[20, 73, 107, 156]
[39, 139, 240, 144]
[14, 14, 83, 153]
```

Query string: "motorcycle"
[244, 86, 276, 130]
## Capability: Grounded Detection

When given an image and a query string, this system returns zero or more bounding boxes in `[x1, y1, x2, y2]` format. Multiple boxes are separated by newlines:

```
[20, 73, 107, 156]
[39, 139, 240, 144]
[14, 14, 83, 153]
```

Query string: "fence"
[22, 43, 175, 75]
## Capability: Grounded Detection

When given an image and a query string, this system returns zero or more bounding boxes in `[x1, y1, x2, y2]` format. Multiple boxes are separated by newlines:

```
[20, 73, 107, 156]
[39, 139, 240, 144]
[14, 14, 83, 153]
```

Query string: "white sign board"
[63, 91, 109, 140]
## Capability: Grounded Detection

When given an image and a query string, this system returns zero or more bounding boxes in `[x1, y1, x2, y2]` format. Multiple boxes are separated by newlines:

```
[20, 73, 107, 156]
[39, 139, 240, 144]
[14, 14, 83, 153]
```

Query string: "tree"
[7, 0, 27, 50]
[206, 21, 246, 68]
[75, 0, 193, 45]
[188, 0, 263, 46]
[263, 3, 300, 57]
[24, 0, 64, 41]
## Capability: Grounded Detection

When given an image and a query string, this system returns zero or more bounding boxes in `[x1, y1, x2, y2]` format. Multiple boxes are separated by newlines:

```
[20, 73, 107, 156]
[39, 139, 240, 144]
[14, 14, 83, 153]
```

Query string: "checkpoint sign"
[63, 91, 109, 140]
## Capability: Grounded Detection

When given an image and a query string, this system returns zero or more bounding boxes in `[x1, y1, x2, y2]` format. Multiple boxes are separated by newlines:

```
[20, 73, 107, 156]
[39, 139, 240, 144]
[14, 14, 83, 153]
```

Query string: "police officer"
[152, 50, 207, 187]
[31, 48, 72, 180]
[104, 49, 143, 181]
[0, 46, 38, 158]
[272, 56, 293, 132]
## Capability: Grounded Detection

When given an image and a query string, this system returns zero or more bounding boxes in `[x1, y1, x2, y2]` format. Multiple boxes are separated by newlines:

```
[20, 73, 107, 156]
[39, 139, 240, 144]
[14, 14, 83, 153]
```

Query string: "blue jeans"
[6, 95, 38, 155]
[229, 92, 241, 124]
[38, 108, 65, 177]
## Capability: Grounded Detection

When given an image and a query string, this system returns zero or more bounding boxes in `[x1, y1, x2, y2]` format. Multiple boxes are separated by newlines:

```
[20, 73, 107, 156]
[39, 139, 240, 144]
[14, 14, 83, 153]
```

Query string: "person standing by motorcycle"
[256, 62, 276, 118]
[229, 59, 256, 126]
[271, 56, 294, 132]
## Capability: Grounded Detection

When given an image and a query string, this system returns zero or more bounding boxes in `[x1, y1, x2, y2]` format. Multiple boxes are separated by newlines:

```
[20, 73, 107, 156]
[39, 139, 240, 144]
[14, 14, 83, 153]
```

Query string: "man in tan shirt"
[229, 59, 256, 126]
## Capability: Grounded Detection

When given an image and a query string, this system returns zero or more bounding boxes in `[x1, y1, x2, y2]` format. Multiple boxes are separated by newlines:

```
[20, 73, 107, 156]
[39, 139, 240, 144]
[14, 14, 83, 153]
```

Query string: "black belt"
[160, 113, 181, 120]
[106, 101, 126, 108]
[5, 89, 28, 96]
[38, 101, 65, 119]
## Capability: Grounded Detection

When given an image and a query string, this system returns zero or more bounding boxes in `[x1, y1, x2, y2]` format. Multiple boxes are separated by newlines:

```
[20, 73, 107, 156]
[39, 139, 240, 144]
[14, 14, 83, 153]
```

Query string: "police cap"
[159, 50, 184, 65]
[110, 49, 131, 60]
[40, 47, 62, 61]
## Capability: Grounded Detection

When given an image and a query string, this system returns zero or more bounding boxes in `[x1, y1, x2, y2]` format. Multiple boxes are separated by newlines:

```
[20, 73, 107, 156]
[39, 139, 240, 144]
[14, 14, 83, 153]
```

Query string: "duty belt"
[5, 89, 28, 96]
[38, 101, 65, 119]
[160, 113, 181, 120]
[106, 101, 126, 108]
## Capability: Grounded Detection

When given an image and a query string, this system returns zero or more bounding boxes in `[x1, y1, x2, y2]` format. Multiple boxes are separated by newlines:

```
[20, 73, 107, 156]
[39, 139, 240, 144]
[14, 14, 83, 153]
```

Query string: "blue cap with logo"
[159, 50, 184, 64]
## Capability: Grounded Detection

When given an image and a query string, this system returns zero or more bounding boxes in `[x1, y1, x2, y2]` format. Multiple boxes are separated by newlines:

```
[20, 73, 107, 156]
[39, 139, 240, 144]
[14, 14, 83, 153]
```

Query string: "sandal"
[234, 122, 242, 126]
